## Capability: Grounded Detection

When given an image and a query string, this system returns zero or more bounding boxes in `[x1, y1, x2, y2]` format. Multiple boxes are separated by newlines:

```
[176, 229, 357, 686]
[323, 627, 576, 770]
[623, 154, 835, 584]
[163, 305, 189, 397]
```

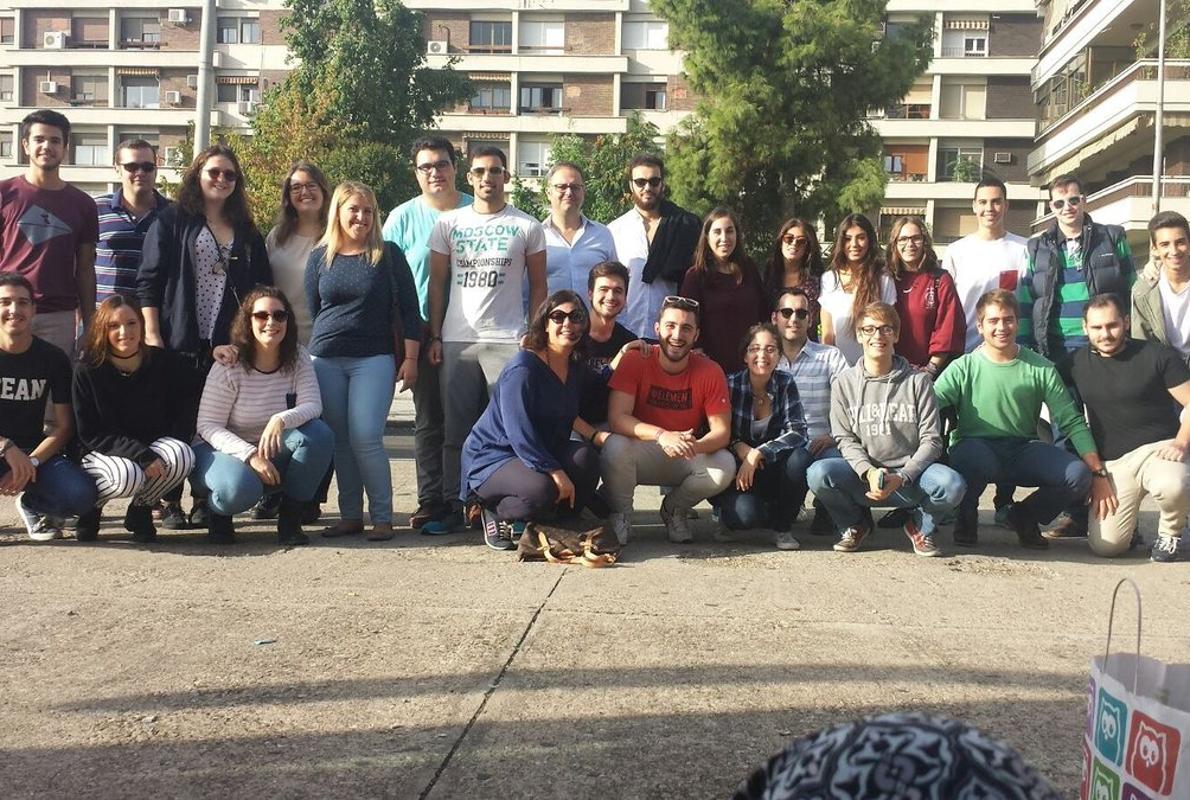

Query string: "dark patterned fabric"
[733, 713, 1062, 800]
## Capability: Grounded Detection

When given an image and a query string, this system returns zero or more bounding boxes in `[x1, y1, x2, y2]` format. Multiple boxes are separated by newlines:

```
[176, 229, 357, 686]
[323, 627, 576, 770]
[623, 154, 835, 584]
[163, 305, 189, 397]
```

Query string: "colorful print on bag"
[1087, 677, 1098, 740]
[1082, 739, 1093, 800]
[1097, 687, 1130, 766]
[1121, 782, 1155, 800]
[1090, 757, 1122, 800]
[1126, 710, 1181, 795]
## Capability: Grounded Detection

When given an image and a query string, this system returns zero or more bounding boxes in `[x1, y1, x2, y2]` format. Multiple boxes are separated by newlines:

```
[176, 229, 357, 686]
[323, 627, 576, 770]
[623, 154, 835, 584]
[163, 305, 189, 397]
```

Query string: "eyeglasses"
[746, 345, 779, 356]
[781, 235, 809, 247]
[121, 161, 156, 174]
[548, 309, 587, 325]
[205, 168, 238, 183]
[1051, 195, 1083, 210]
[777, 307, 810, 320]
[896, 234, 925, 247]
[551, 183, 583, 194]
[632, 177, 662, 189]
[289, 181, 321, 196]
[859, 324, 896, 337]
[470, 165, 506, 177]
[416, 159, 453, 174]
[252, 310, 289, 323]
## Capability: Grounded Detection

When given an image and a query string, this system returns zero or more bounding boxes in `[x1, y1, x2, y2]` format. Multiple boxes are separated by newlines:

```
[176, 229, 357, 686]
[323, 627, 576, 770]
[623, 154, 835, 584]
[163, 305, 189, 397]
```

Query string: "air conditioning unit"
[43, 31, 67, 49]
[212, 52, 223, 68]
[39, 80, 59, 94]
[165, 90, 182, 104]
[186, 74, 199, 89]
[992, 152, 1012, 164]
[163, 146, 184, 167]
[427, 40, 448, 55]
[238, 100, 257, 115]
[168, 8, 190, 24]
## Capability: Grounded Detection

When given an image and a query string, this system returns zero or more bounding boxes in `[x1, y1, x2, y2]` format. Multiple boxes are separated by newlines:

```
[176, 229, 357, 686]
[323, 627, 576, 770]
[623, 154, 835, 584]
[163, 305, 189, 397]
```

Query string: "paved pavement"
[1, 430, 1187, 799]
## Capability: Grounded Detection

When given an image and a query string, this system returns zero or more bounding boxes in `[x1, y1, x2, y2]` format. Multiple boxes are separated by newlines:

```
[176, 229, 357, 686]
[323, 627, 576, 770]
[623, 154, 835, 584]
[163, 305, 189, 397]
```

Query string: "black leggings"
[475, 441, 600, 522]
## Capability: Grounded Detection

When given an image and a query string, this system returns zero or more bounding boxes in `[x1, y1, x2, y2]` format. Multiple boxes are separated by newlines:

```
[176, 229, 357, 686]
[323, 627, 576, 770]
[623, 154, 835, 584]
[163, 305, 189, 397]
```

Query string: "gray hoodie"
[829, 355, 942, 482]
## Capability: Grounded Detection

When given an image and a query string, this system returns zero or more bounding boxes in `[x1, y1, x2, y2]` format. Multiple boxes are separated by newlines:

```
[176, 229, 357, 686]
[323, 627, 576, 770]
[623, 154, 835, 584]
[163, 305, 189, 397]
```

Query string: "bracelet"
[428, 335, 442, 343]
[654, 429, 665, 442]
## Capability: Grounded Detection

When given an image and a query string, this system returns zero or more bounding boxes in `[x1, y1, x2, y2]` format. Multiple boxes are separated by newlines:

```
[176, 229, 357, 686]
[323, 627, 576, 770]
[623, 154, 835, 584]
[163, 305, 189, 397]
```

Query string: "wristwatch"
[29, 456, 40, 468]
[1092, 467, 1109, 478]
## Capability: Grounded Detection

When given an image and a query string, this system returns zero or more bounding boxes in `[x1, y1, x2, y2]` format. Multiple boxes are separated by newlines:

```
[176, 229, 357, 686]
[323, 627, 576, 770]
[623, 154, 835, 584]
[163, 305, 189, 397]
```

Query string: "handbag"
[1082, 578, 1190, 799]
[516, 522, 620, 568]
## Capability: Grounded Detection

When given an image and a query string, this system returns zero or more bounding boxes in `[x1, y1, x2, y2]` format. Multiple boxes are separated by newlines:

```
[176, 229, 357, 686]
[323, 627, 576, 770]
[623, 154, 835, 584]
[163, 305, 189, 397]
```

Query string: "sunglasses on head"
[1051, 195, 1082, 210]
[661, 295, 700, 313]
[205, 167, 238, 183]
[548, 309, 587, 325]
[252, 310, 289, 323]
[632, 176, 663, 189]
[121, 161, 156, 174]
[777, 307, 810, 320]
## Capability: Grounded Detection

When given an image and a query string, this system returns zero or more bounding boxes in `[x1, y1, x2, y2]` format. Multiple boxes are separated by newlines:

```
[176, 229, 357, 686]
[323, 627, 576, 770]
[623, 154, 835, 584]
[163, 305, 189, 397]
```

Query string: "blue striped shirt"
[94, 191, 170, 305]
[776, 340, 849, 440]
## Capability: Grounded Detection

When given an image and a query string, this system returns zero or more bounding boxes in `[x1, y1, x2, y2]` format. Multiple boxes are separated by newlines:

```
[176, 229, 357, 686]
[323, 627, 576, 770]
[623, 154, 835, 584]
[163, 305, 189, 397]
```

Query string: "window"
[469, 21, 512, 52]
[217, 83, 238, 103]
[520, 20, 564, 52]
[0, 137, 11, 159]
[470, 83, 511, 112]
[239, 85, 260, 103]
[121, 77, 159, 108]
[217, 17, 261, 44]
[883, 154, 904, 175]
[72, 133, 109, 166]
[621, 82, 667, 110]
[0, 75, 13, 102]
[71, 73, 108, 104]
[938, 145, 983, 181]
[72, 17, 108, 48]
[942, 27, 988, 58]
[0, 17, 13, 45]
[939, 81, 986, 119]
[623, 20, 668, 50]
[964, 35, 988, 56]
[520, 84, 562, 113]
[518, 141, 551, 177]
[122, 17, 160, 46]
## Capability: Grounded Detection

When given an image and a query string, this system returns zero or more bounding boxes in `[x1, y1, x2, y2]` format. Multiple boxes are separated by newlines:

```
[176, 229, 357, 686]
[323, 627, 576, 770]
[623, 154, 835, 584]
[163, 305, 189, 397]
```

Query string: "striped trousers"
[80, 437, 195, 507]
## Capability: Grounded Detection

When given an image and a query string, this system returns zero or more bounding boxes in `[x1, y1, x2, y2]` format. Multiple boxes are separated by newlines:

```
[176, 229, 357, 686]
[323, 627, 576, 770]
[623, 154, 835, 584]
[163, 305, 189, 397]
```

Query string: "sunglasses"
[205, 167, 239, 183]
[470, 165, 507, 177]
[781, 235, 809, 246]
[252, 310, 289, 323]
[548, 309, 587, 325]
[121, 161, 156, 174]
[777, 307, 810, 320]
[416, 159, 453, 174]
[661, 295, 700, 312]
[632, 177, 662, 189]
[1051, 195, 1082, 210]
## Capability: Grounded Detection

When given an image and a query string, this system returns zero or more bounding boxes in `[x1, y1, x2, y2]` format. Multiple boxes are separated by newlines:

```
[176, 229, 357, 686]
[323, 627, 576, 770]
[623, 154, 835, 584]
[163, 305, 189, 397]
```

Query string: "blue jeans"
[948, 437, 1091, 527]
[312, 354, 396, 524]
[191, 421, 335, 515]
[2, 454, 97, 517]
[807, 458, 966, 536]
[714, 447, 813, 530]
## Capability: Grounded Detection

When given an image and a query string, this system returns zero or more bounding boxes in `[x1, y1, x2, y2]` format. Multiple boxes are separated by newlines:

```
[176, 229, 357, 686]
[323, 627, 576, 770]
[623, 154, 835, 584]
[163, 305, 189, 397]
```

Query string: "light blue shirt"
[382, 192, 474, 320]
[542, 214, 617, 295]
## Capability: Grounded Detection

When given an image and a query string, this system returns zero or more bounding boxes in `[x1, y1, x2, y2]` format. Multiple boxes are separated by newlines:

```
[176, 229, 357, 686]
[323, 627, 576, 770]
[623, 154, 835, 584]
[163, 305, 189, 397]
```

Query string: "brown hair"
[273, 162, 331, 247]
[884, 216, 940, 279]
[230, 286, 299, 372]
[177, 144, 254, 229]
[854, 301, 900, 335]
[588, 260, 630, 292]
[829, 213, 885, 325]
[975, 289, 1020, 322]
[739, 322, 781, 361]
[524, 290, 589, 361]
[764, 217, 824, 298]
[691, 207, 756, 285]
[82, 295, 146, 367]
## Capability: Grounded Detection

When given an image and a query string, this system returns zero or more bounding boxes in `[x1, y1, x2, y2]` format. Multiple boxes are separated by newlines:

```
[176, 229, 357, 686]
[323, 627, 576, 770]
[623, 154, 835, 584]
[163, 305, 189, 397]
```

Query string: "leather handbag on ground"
[516, 523, 620, 568]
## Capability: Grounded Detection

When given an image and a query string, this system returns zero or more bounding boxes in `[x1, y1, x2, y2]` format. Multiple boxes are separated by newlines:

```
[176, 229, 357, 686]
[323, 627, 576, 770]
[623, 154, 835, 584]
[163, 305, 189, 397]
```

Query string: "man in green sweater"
[934, 289, 1114, 548]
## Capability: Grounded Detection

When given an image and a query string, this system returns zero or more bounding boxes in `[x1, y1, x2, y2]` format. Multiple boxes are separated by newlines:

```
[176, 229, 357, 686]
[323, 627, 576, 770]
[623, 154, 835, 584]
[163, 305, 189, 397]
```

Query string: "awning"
[116, 67, 159, 77]
[469, 73, 511, 82]
[881, 206, 927, 217]
[945, 19, 989, 30]
[215, 75, 259, 85]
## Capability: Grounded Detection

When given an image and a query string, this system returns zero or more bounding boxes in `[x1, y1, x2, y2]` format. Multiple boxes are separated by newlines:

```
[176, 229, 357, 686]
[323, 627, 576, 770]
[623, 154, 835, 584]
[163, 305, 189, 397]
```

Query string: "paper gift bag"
[1082, 579, 1190, 800]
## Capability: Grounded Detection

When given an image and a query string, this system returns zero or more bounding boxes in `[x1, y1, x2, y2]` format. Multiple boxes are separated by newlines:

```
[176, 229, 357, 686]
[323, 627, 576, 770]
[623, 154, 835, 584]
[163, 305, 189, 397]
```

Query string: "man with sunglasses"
[425, 145, 547, 534]
[382, 136, 473, 531]
[94, 139, 171, 305]
[1017, 174, 1135, 540]
[606, 154, 701, 338]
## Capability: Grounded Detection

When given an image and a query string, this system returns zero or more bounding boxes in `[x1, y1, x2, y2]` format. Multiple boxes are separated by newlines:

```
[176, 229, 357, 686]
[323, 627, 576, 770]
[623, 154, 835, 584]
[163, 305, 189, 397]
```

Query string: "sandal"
[366, 524, 395, 542]
[321, 520, 364, 538]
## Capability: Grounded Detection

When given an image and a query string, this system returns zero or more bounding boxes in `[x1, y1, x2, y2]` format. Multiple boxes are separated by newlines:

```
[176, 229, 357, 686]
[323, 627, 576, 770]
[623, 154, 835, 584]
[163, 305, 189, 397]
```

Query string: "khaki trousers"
[1090, 439, 1190, 556]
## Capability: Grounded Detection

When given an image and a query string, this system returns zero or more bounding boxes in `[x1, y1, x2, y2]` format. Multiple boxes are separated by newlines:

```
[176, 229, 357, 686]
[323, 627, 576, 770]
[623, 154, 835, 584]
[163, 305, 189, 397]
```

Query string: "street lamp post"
[1152, 0, 1167, 214]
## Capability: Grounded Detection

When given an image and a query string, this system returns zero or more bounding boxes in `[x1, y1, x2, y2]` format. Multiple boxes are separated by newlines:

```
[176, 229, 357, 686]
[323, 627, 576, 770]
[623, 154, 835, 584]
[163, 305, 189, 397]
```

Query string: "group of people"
[1, 107, 1188, 563]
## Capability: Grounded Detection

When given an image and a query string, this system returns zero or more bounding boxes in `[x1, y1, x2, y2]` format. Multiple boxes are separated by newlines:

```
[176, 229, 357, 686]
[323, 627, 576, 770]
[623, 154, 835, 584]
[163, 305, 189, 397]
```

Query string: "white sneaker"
[659, 499, 693, 543]
[774, 530, 801, 551]
[608, 512, 633, 546]
[16, 494, 62, 542]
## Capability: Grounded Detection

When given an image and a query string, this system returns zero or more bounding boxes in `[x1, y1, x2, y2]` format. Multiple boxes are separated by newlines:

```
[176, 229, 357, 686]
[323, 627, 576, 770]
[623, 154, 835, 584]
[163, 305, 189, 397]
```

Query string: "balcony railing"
[941, 47, 986, 58]
[883, 103, 931, 119]
[887, 172, 928, 182]
[1040, 59, 1190, 136]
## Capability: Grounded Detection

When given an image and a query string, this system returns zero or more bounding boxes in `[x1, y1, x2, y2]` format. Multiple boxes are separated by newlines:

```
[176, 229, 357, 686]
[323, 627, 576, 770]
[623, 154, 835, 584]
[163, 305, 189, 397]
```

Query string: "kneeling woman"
[192, 287, 334, 544]
[73, 295, 199, 542]
[714, 323, 811, 551]
[462, 290, 602, 550]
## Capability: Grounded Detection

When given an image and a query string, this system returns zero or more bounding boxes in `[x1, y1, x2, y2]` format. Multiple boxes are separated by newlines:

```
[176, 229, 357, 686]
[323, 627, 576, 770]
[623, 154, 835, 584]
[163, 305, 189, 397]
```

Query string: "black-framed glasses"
[205, 167, 238, 183]
[252, 310, 289, 323]
[551, 183, 583, 194]
[632, 176, 662, 189]
[777, 307, 810, 320]
[288, 181, 321, 196]
[859, 324, 896, 337]
[470, 165, 506, 177]
[896, 234, 925, 246]
[548, 309, 587, 325]
[121, 161, 156, 174]
[1052, 195, 1082, 209]
[416, 159, 453, 174]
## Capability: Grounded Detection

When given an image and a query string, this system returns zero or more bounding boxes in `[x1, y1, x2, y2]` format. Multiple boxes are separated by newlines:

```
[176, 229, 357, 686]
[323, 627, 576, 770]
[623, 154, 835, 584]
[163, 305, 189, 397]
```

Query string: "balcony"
[887, 172, 928, 182]
[425, 52, 628, 75]
[1034, 0, 1150, 86]
[871, 117, 1035, 138]
[5, 47, 197, 68]
[434, 112, 631, 135]
[406, 0, 630, 9]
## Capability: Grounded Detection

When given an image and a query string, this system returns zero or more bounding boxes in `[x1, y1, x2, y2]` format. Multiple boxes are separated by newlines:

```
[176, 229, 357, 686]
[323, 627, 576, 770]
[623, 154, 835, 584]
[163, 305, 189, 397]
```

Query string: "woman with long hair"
[306, 182, 421, 542]
[462, 290, 601, 550]
[884, 216, 965, 375]
[678, 207, 767, 372]
[763, 218, 824, 339]
[267, 163, 330, 345]
[191, 287, 333, 545]
[72, 295, 198, 543]
[136, 143, 272, 529]
[819, 213, 895, 364]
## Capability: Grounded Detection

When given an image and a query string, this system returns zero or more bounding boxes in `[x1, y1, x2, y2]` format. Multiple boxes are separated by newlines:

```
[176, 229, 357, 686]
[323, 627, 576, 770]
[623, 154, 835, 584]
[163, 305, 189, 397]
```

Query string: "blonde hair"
[320, 181, 384, 266]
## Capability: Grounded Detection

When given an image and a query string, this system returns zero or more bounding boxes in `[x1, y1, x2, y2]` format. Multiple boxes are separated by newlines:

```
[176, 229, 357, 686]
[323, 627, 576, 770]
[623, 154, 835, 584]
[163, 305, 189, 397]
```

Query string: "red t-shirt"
[608, 349, 731, 432]
[0, 177, 100, 312]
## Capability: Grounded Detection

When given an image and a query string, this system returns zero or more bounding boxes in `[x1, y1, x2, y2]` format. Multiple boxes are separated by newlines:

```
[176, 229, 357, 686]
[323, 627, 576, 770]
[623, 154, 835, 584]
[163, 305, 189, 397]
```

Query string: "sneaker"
[659, 499, 693, 544]
[774, 530, 801, 551]
[712, 524, 735, 544]
[1151, 534, 1189, 563]
[809, 505, 834, 536]
[409, 503, 443, 530]
[877, 508, 910, 529]
[250, 493, 281, 520]
[160, 501, 189, 530]
[1007, 505, 1049, 549]
[903, 514, 941, 557]
[1042, 514, 1088, 540]
[188, 499, 210, 529]
[952, 519, 978, 548]
[75, 508, 101, 542]
[422, 509, 464, 536]
[481, 508, 519, 551]
[833, 523, 870, 553]
[993, 503, 1014, 529]
[608, 512, 632, 546]
[124, 504, 157, 544]
[300, 501, 322, 526]
[16, 495, 61, 541]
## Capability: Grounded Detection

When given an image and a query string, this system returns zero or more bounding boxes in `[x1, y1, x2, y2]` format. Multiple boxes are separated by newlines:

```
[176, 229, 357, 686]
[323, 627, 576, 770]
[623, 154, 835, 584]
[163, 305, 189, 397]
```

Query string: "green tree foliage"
[652, 0, 933, 243]
[235, 0, 470, 227]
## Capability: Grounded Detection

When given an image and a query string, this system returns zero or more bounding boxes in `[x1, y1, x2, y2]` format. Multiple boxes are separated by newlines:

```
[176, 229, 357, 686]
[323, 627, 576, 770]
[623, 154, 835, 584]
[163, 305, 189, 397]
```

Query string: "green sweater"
[933, 346, 1097, 456]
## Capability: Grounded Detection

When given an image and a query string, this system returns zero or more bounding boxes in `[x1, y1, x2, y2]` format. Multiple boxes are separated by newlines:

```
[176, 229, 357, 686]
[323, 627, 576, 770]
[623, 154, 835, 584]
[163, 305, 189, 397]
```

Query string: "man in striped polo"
[94, 138, 170, 304]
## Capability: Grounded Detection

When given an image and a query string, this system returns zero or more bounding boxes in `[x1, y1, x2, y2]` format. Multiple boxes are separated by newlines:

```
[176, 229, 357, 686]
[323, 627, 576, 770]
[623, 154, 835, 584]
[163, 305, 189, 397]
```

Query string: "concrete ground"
[1, 424, 1187, 799]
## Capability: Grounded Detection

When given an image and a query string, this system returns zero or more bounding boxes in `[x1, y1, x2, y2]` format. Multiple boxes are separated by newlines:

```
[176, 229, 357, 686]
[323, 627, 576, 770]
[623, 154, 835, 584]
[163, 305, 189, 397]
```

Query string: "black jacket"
[136, 204, 272, 354]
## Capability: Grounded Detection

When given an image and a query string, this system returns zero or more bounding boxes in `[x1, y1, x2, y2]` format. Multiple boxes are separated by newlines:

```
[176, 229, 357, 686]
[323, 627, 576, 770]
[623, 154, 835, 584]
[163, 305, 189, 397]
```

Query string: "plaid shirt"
[727, 369, 807, 460]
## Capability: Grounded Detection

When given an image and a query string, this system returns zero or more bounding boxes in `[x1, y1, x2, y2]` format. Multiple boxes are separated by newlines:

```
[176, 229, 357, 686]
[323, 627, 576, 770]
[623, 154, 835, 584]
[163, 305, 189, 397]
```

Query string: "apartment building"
[0, 0, 290, 194]
[875, 1, 1048, 249]
[407, 0, 692, 179]
[1028, 0, 1189, 258]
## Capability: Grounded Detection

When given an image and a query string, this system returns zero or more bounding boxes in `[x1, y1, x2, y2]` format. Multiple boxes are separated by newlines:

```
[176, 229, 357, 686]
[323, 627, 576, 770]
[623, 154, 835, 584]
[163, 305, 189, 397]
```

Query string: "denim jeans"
[713, 447, 814, 530]
[788, 444, 841, 512]
[807, 458, 966, 536]
[2, 454, 97, 517]
[947, 437, 1091, 527]
[191, 421, 335, 515]
[312, 354, 396, 524]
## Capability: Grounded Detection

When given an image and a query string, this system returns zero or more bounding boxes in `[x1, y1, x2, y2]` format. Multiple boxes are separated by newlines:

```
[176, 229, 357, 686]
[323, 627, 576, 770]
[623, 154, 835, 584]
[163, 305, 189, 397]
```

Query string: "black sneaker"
[1007, 505, 1049, 549]
[207, 514, 236, 544]
[481, 508, 519, 551]
[300, 501, 322, 526]
[952, 507, 978, 548]
[1151, 534, 1189, 562]
[160, 501, 189, 530]
[809, 501, 834, 536]
[877, 508, 911, 529]
[125, 504, 157, 543]
[251, 493, 282, 520]
[75, 508, 101, 542]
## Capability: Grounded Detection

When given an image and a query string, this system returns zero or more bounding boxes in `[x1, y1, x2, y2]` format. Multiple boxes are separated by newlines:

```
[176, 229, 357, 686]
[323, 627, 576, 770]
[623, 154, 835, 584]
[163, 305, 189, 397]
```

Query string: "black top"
[72, 347, 203, 466]
[579, 322, 637, 425]
[0, 337, 72, 450]
[1071, 339, 1190, 460]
